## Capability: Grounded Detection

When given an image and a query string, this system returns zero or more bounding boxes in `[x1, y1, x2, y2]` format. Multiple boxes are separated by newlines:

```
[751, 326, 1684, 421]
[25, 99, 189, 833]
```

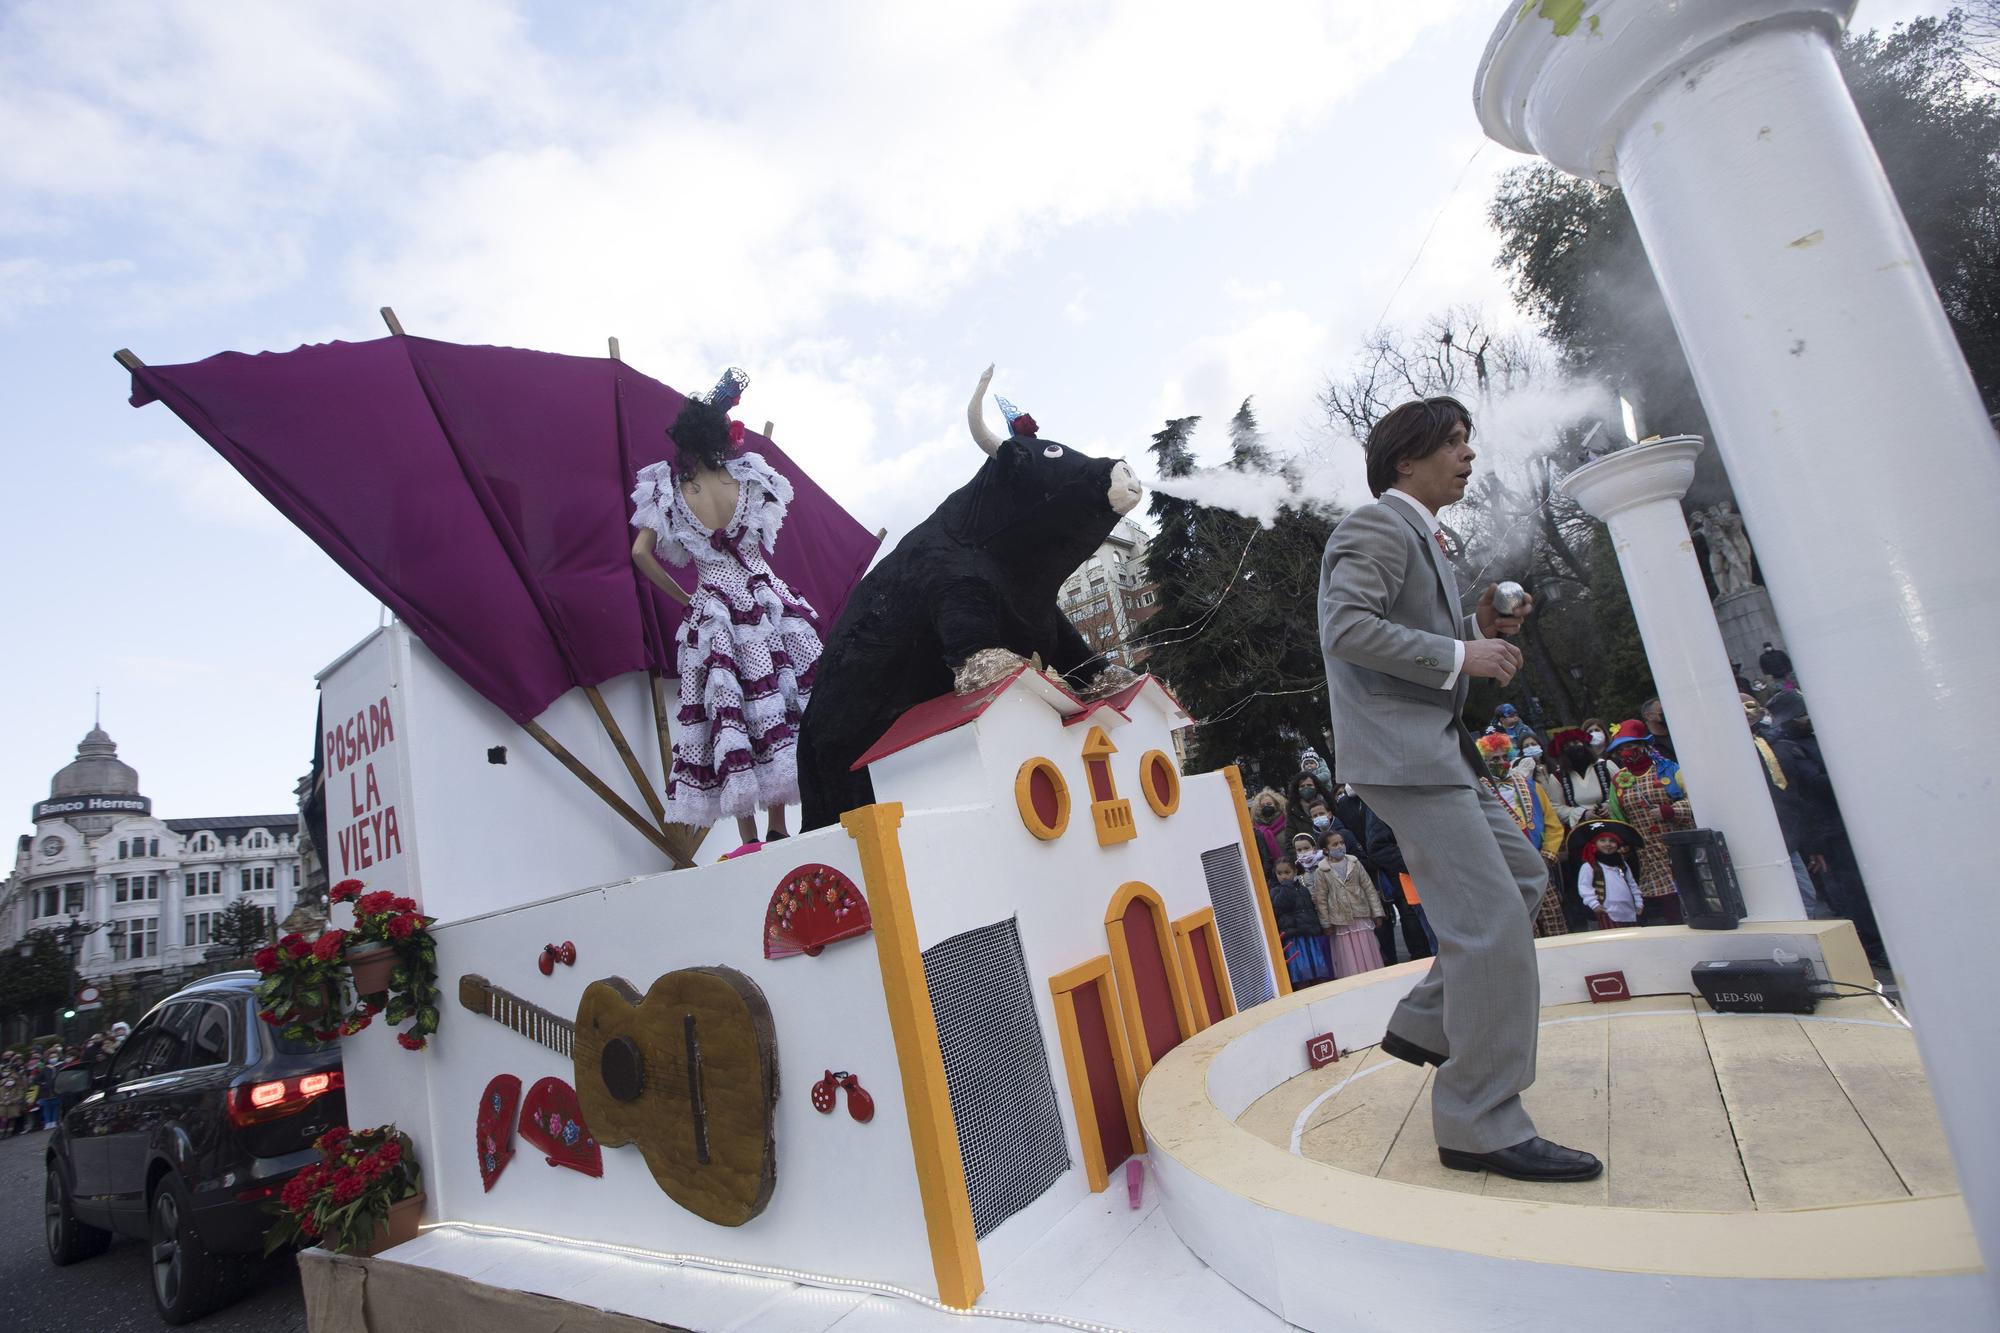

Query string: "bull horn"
[967, 364, 1004, 456]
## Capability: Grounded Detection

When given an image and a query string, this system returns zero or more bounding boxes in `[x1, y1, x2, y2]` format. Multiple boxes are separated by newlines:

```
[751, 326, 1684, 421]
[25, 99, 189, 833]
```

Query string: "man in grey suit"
[1318, 396, 1601, 1182]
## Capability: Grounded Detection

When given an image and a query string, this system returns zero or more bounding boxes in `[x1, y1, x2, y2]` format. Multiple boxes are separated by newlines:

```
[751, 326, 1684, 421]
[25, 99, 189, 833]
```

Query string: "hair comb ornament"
[994, 395, 1039, 438]
[704, 366, 749, 413]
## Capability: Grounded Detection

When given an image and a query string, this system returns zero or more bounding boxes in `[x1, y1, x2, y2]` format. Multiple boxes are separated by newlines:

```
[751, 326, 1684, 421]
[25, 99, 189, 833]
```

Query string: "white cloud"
[111, 437, 297, 538]
[0, 256, 135, 314]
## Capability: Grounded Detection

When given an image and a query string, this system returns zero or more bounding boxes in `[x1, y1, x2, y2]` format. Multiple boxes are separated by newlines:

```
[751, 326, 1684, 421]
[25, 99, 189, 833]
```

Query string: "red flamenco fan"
[476, 1074, 521, 1192]
[519, 1076, 603, 1177]
[764, 863, 872, 960]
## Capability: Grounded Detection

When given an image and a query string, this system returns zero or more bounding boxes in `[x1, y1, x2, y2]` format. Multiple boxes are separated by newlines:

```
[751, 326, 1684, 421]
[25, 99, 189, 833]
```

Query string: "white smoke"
[1468, 379, 1617, 474]
[1145, 466, 1306, 529]
[1144, 376, 1616, 527]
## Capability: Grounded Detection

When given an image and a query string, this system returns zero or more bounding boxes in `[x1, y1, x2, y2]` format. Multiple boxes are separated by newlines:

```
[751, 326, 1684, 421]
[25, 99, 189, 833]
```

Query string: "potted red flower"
[252, 931, 352, 1041]
[265, 1123, 424, 1257]
[254, 879, 442, 1051]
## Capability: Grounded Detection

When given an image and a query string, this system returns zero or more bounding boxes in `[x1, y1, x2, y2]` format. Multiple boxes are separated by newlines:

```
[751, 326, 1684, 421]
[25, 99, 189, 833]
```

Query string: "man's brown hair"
[1364, 396, 1474, 498]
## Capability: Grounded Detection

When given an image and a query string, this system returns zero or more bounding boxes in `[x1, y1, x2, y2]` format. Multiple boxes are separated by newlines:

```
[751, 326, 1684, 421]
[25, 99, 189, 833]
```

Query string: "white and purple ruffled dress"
[630, 453, 823, 824]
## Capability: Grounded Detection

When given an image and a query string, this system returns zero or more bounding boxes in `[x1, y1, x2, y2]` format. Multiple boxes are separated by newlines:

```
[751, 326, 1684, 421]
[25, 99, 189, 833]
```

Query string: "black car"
[44, 970, 346, 1324]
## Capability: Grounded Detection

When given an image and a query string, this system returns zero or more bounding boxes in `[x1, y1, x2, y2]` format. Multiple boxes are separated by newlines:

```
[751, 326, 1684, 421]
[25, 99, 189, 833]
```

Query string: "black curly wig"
[670, 397, 737, 479]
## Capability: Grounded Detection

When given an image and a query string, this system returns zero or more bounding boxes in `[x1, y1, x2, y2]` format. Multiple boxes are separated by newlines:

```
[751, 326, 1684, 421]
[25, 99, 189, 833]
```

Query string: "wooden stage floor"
[1235, 994, 1960, 1212]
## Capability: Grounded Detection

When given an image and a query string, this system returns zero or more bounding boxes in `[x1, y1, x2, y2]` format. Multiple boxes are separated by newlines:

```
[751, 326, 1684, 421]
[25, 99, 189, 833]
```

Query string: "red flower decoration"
[284, 937, 312, 959]
[330, 1167, 366, 1205]
[312, 929, 347, 962]
[330, 880, 363, 903]
[356, 891, 396, 917]
[1012, 413, 1039, 437]
[252, 946, 279, 975]
[390, 896, 416, 913]
[316, 1126, 350, 1156]
[387, 913, 416, 940]
[396, 1032, 426, 1051]
[728, 419, 746, 446]
[375, 1139, 403, 1167]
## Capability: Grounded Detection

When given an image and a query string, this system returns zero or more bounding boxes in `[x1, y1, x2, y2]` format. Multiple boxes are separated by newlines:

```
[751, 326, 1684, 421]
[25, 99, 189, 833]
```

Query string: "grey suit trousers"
[1352, 778, 1550, 1153]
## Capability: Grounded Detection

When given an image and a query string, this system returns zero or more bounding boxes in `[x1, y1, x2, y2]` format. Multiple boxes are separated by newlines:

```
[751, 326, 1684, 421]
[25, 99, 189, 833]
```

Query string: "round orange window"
[1015, 757, 1070, 840]
[1139, 749, 1180, 817]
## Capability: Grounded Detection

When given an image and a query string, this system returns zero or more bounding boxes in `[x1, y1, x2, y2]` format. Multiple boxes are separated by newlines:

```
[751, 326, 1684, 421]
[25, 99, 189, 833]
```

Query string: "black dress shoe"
[1438, 1137, 1603, 1182]
[1379, 1030, 1445, 1068]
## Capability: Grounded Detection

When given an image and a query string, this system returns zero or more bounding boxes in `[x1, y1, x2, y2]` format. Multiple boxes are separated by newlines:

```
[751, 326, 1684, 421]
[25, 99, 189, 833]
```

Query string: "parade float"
[113, 2, 1994, 1327]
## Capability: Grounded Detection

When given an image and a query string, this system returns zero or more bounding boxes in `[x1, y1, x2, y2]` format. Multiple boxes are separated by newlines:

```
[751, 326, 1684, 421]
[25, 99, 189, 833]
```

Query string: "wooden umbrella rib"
[583, 685, 670, 831]
[522, 720, 678, 861]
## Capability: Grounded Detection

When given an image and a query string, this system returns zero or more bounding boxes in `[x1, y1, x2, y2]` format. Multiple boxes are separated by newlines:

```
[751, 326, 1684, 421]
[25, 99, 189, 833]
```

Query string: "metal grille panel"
[1202, 844, 1277, 1011]
[923, 918, 1070, 1239]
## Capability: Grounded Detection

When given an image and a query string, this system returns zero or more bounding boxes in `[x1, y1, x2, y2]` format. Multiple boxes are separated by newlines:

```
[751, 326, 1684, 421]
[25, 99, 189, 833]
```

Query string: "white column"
[1560, 437, 1799, 918]
[1480, 0, 2000, 1296]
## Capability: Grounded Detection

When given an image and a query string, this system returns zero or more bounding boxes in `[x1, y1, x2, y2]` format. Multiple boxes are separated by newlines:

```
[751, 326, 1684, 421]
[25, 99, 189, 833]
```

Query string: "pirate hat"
[1565, 817, 1642, 861]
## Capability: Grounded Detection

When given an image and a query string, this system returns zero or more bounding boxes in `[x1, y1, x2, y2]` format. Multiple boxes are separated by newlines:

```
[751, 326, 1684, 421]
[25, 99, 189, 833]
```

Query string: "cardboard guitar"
[457, 966, 778, 1226]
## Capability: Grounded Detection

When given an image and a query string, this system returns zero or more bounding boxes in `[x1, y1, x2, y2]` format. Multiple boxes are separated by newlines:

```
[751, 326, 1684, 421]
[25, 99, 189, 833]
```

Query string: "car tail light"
[226, 1069, 345, 1127]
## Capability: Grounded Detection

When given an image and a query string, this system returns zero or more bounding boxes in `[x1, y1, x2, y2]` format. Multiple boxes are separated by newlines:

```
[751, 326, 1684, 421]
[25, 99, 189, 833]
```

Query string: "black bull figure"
[797, 368, 1144, 829]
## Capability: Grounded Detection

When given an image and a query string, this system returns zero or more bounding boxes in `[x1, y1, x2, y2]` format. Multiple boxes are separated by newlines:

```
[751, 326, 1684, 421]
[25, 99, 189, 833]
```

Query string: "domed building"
[1, 725, 303, 1033]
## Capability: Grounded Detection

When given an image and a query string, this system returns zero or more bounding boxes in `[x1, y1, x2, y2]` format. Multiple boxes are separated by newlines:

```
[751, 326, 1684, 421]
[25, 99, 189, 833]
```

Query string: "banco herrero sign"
[34, 793, 151, 821]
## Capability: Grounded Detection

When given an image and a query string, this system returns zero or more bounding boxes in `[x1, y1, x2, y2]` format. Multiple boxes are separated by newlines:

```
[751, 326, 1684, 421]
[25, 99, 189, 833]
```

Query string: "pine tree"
[1140, 404, 1340, 790]
[211, 898, 271, 960]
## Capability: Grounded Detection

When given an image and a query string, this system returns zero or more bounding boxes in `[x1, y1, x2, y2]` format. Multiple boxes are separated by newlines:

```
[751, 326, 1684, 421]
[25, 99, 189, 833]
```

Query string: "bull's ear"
[995, 438, 1029, 468]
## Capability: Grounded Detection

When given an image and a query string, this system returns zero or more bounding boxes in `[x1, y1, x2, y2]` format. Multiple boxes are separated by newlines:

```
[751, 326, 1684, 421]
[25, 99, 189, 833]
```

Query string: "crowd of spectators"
[1248, 690, 1885, 990]
[0, 1021, 131, 1137]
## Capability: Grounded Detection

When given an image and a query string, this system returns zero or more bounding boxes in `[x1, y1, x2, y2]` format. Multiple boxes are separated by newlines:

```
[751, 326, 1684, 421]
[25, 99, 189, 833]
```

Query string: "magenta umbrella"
[120, 327, 879, 861]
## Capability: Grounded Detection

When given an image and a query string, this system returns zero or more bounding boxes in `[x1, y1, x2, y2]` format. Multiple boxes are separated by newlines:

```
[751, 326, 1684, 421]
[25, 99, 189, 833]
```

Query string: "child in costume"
[630, 369, 823, 845]
[1570, 819, 1645, 928]
[1270, 860, 1335, 987]
[1311, 827, 1386, 977]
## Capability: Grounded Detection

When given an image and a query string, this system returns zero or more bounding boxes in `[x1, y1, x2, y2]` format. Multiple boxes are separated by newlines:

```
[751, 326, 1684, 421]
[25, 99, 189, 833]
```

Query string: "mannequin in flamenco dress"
[629, 369, 823, 845]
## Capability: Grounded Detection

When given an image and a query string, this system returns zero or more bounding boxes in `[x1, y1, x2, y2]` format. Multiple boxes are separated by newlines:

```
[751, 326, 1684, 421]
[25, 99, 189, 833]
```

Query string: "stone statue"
[1694, 501, 1756, 595]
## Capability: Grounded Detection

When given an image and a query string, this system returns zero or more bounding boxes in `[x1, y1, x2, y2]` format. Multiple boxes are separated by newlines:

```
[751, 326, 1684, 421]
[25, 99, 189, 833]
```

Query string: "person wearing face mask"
[1303, 798, 1357, 851]
[1248, 788, 1291, 879]
[1478, 735, 1569, 938]
[1605, 720, 1693, 924]
[1288, 770, 1331, 837]
[1579, 718, 1609, 757]
[1546, 729, 1614, 824]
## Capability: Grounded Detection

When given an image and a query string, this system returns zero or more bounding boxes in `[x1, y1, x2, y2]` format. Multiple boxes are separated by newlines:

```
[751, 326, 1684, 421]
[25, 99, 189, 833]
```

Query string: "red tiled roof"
[850, 667, 1092, 769]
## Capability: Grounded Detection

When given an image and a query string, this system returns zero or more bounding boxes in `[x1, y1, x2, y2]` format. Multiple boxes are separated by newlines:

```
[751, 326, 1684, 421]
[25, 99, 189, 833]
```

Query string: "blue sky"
[0, 0, 1946, 827]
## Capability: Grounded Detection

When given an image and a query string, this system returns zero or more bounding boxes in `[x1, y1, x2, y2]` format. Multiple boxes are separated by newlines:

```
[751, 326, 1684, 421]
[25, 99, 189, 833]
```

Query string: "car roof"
[169, 970, 261, 999]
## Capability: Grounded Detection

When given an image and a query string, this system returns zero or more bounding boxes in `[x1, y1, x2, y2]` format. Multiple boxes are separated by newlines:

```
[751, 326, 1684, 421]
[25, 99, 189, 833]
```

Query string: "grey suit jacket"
[1318, 493, 1485, 787]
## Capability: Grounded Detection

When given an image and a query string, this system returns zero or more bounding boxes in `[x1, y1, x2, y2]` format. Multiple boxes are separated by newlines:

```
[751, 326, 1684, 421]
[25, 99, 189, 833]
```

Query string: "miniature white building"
[325, 621, 1292, 1310]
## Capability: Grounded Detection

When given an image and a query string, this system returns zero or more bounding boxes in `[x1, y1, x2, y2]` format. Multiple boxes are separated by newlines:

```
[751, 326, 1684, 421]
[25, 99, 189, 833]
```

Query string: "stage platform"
[1238, 994, 1958, 1213]
[1139, 921, 1995, 1332]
